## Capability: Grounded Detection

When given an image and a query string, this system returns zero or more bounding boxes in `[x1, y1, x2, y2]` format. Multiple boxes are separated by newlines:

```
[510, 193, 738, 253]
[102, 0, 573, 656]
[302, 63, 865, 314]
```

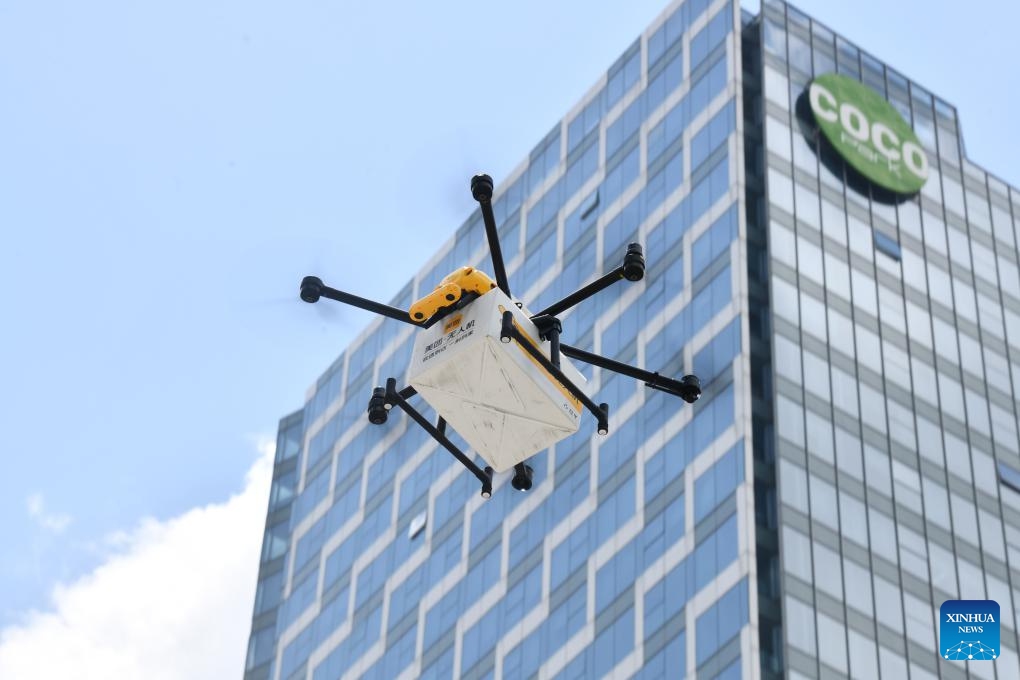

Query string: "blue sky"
[1, 0, 1018, 674]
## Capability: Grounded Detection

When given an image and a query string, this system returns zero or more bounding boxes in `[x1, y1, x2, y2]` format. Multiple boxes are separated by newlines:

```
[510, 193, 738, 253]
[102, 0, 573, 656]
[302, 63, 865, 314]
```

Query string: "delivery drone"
[300, 174, 701, 498]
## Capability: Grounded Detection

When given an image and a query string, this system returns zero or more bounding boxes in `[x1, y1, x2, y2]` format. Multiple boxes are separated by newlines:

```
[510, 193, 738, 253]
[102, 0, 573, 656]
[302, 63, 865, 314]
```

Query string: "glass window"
[834, 426, 863, 481]
[882, 341, 911, 392]
[777, 395, 805, 448]
[921, 210, 947, 255]
[694, 443, 744, 522]
[897, 524, 929, 581]
[951, 492, 980, 548]
[567, 97, 602, 154]
[690, 1, 732, 71]
[694, 315, 741, 388]
[813, 541, 843, 601]
[925, 539, 957, 600]
[839, 485, 869, 544]
[998, 254, 1020, 299]
[691, 100, 735, 170]
[915, 416, 943, 467]
[851, 269, 877, 317]
[770, 221, 797, 269]
[800, 291, 827, 342]
[937, 374, 965, 421]
[823, 252, 850, 303]
[766, 115, 792, 161]
[864, 446, 891, 498]
[978, 293, 1005, 339]
[821, 198, 847, 245]
[944, 432, 972, 484]
[873, 574, 904, 633]
[957, 558, 987, 600]
[847, 628, 879, 680]
[978, 508, 1006, 562]
[688, 49, 729, 120]
[645, 52, 683, 115]
[783, 526, 812, 581]
[946, 225, 972, 272]
[805, 409, 834, 464]
[605, 40, 641, 111]
[528, 127, 561, 191]
[593, 608, 635, 673]
[797, 236, 824, 286]
[816, 611, 849, 674]
[971, 240, 997, 283]
[811, 37, 836, 75]
[810, 474, 839, 530]
[786, 30, 811, 75]
[606, 98, 642, 162]
[791, 126, 818, 182]
[763, 18, 786, 59]
[905, 301, 932, 349]
[764, 65, 789, 110]
[999, 460, 1020, 495]
[696, 577, 747, 666]
[827, 307, 854, 360]
[795, 184, 820, 227]
[1007, 309, 1020, 347]
[784, 596, 817, 655]
[830, 365, 859, 419]
[897, 200, 922, 239]
[873, 231, 902, 260]
[602, 144, 640, 207]
[774, 333, 803, 386]
[565, 136, 600, 198]
[991, 403, 1019, 454]
[964, 387, 991, 436]
[910, 359, 938, 413]
[887, 399, 915, 450]
[779, 458, 809, 513]
[691, 263, 733, 329]
[802, 350, 830, 402]
[692, 204, 739, 279]
[768, 167, 794, 213]
[903, 592, 934, 649]
[847, 215, 873, 262]
[859, 383, 887, 435]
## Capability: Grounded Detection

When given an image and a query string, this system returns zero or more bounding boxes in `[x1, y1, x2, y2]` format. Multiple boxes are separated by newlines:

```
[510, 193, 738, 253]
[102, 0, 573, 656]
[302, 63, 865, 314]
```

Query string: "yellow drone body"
[408, 266, 498, 322]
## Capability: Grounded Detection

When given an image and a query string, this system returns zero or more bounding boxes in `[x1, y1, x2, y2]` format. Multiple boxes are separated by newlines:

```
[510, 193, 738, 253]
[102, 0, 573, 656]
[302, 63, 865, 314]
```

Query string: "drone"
[300, 174, 701, 498]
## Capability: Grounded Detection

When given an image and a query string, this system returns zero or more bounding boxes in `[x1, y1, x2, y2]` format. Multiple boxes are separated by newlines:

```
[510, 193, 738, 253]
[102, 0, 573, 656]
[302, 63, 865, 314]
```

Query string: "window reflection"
[763, 17, 786, 57]
[786, 31, 812, 75]
[784, 596, 817, 655]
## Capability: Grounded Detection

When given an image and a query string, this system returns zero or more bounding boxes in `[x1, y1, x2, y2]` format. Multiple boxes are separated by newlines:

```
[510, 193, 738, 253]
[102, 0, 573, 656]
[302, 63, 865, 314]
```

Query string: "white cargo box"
[408, 288, 586, 473]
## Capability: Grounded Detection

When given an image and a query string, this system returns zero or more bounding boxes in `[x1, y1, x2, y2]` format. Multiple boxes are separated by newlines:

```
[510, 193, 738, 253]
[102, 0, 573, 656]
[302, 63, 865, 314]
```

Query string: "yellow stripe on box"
[499, 305, 583, 412]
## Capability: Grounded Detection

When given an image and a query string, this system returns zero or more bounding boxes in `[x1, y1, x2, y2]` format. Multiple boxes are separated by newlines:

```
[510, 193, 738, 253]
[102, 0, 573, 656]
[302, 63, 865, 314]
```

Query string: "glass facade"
[753, 1, 1020, 679]
[246, 1, 1020, 679]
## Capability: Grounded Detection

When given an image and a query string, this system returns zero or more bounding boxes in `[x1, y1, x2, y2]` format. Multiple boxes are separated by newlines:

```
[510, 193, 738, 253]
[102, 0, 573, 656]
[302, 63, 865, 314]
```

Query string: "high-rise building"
[245, 1, 1020, 678]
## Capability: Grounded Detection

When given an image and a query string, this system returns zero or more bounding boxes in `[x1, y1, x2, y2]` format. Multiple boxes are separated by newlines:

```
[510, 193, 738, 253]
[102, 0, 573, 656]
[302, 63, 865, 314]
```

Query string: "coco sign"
[808, 73, 928, 194]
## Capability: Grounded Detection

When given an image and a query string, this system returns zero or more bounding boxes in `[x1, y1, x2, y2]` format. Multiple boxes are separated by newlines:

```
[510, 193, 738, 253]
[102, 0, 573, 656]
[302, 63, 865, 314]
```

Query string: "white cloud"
[0, 439, 276, 680]
[26, 493, 72, 534]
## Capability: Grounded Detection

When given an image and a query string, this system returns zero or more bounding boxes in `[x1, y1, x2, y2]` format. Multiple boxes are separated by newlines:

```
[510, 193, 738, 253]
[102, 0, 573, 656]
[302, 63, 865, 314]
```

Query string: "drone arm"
[559, 344, 702, 404]
[384, 378, 494, 496]
[533, 243, 645, 318]
[501, 315, 610, 434]
[300, 276, 422, 328]
[471, 174, 512, 298]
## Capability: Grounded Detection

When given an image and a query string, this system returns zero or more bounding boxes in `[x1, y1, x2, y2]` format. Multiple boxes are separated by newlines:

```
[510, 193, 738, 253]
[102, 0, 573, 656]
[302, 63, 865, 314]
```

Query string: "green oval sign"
[808, 73, 928, 194]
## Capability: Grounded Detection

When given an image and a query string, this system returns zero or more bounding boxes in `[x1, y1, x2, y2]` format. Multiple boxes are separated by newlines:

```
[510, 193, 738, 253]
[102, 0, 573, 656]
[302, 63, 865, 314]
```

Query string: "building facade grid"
[757, 1, 1020, 679]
